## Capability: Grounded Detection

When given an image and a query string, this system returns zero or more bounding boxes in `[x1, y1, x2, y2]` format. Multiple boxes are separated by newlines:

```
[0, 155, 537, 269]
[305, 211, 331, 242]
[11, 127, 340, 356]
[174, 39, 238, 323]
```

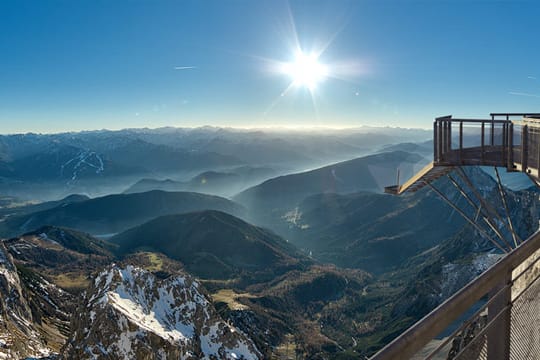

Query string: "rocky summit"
[61, 264, 262, 360]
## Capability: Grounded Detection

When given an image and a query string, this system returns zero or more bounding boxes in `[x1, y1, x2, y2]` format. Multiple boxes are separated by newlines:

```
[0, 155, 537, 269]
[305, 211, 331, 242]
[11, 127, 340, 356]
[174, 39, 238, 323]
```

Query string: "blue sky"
[1, 0, 539, 133]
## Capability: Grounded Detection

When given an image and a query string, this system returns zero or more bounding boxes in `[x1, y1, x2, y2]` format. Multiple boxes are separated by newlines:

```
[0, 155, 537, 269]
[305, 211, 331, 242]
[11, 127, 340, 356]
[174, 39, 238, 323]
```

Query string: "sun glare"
[281, 51, 328, 91]
[263, 13, 365, 117]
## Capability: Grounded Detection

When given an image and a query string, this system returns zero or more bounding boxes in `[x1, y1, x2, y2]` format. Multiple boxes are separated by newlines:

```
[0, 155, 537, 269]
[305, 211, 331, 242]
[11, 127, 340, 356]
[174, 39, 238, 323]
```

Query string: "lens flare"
[281, 51, 328, 90]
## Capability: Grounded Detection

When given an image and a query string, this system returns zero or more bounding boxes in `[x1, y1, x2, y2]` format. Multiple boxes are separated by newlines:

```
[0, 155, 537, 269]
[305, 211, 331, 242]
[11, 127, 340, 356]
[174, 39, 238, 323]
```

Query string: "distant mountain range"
[0, 126, 430, 200]
[0, 138, 241, 185]
[380, 140, 432, 155]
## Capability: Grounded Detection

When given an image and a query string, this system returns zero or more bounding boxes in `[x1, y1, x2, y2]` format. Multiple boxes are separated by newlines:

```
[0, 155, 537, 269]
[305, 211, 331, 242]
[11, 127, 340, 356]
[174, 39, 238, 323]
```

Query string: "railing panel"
[431, 116, 540, 173]
[527, 126, 540, 172]
[510, 274, 540, 360]
[371, 230, 540, 360]
[450, 320, 488, 360]
[510, 245, 540, 360]
[434, 118, 511, 167]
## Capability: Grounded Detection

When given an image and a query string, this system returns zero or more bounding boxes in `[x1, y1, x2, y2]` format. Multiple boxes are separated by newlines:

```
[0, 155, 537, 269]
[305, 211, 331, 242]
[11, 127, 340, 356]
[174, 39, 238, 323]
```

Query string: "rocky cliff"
[0, 241, 65, 359]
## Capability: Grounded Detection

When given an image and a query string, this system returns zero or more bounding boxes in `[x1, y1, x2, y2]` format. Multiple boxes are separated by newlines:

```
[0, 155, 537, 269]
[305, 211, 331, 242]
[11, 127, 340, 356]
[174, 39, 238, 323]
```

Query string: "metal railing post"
[487, 271, 512, 360]
[522, 125, 528, 172]
[481, 121, 485, 162]
[442, 120, 447, 156]
[502, 123, 507, 165]
[459, 121, 463, 163]
[434, 120, 438, 162]
[447, 120, 452, 152]
[438, 120, 444, 162]
[491, 115, 495, 146]
[507, 122, 514, 171]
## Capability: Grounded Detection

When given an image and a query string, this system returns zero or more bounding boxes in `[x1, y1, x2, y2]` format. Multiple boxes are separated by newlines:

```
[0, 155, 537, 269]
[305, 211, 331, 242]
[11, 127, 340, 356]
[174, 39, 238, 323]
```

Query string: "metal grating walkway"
[384, 162, 453, 195]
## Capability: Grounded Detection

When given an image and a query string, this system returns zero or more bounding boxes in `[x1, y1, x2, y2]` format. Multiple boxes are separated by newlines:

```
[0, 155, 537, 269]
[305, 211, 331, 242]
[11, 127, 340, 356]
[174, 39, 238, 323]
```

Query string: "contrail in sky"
[509, 91, 540, 98]
[174, 66, 197, 70]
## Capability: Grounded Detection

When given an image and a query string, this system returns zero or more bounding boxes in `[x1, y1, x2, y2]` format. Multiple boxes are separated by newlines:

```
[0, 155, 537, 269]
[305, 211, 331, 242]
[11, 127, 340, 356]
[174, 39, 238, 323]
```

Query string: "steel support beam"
[494, 167, 521, 247]
[447, 174, 512, 250]
[425, 181, 509, 254]
[455, 167, 514, 251]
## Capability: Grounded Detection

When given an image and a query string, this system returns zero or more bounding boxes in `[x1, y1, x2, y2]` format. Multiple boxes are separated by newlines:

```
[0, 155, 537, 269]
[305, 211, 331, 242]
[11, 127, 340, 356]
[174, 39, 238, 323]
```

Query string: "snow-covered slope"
[62, 265, 261, 359]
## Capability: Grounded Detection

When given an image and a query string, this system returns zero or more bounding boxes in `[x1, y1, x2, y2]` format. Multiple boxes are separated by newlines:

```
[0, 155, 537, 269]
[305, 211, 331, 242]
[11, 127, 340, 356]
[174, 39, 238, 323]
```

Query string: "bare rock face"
[0, 241, 58, 359]
[62, 264, 262, 359]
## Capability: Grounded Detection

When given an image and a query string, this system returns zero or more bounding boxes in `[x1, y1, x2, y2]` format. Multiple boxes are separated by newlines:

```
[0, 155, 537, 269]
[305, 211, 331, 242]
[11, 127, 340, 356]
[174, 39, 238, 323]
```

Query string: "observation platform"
[375, 112, 540, 360]
[385, 113, 540, 194]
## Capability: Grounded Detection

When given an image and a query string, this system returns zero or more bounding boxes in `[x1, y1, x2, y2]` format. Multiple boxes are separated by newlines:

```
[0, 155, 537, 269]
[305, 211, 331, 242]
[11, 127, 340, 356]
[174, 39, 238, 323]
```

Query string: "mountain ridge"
[0, 190, 245, 237]
[235, 151, 427, 211]
[111, 210, 307, 281]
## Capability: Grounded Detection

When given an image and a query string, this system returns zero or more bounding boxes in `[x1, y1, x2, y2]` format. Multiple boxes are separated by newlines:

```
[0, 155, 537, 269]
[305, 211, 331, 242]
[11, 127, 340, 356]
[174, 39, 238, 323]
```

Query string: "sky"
[1, 0, 540, 134]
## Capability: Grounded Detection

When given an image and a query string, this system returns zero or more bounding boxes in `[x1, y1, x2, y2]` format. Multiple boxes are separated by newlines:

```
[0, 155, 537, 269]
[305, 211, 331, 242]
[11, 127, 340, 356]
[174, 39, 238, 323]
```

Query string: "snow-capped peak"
[63, 264, 261, 360]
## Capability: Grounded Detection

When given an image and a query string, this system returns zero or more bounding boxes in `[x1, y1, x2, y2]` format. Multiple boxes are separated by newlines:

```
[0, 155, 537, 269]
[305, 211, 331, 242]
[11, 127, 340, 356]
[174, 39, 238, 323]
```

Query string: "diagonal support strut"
[425, 181, 511, 253]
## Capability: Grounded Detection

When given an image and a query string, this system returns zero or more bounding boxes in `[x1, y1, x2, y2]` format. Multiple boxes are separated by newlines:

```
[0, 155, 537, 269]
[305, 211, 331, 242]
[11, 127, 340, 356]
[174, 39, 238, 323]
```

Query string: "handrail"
[436, 118, 511, 124]
[370, 230, 540, 360]
[490, 113, 540, 117]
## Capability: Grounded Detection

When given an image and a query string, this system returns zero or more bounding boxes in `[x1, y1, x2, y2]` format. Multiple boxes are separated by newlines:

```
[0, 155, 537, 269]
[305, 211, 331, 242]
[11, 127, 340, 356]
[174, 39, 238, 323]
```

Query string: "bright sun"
[281, 51, 328, 91]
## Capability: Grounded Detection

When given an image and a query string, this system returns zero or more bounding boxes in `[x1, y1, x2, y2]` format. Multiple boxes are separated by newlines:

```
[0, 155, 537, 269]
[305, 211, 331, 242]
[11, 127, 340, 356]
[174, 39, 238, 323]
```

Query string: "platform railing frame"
[433, 116, 512, 167]
[433, 114, 540, 176]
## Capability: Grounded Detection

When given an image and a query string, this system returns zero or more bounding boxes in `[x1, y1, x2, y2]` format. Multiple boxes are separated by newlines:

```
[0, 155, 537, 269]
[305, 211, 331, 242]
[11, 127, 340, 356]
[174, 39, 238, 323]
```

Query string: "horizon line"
[0, 123, 433, 136]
